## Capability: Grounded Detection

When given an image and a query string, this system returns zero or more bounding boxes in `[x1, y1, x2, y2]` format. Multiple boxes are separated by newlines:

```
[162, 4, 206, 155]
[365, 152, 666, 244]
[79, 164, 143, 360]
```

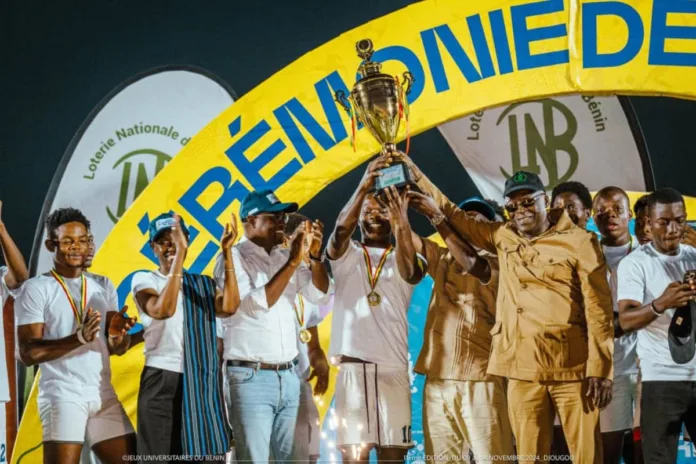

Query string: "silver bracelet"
[650, 301, 663, 316]
[76, 329, 87, 345]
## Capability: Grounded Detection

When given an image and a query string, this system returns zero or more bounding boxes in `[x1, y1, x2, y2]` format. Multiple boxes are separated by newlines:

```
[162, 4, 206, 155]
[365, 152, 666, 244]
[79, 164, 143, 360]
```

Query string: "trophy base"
[373, 161, 413, 192]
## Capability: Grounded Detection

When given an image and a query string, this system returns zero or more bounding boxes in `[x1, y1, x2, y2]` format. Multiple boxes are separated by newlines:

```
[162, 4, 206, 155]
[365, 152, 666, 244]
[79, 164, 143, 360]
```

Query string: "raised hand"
[406, 190, 442, 220]
[683, 226, 696, 248]
[359, 156, 392, 192]
[171, 214, 189, 251]
[383, 186, 410, 228]
[289, 221, 308, 266]
[108, 305, 137, 338]
[80, 308, 102, 343]
[221, 213, 239, 250]
[307, 220, 324, 260]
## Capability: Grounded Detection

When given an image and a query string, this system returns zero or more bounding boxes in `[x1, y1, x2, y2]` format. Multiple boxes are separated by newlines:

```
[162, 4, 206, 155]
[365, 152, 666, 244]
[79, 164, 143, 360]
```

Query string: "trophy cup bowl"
[335, 39, 414, 192]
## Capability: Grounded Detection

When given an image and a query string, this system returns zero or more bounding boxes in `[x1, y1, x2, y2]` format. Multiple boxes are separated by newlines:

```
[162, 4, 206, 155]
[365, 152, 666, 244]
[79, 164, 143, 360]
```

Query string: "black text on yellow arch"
[107, 148, 171, 223]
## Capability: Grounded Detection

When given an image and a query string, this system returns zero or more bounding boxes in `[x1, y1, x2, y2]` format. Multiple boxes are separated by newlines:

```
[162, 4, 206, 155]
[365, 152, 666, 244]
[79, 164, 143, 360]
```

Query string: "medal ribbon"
[50, 270, 87, 326]
[360, 244, 393, 291]
[293, 294, 305, 328]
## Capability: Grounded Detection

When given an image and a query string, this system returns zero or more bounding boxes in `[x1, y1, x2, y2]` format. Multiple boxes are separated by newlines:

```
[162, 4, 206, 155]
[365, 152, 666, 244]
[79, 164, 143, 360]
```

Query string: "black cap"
[503, 171, 545, 197]
[668, 301, 696, 364]
[458, 197, 496, 221]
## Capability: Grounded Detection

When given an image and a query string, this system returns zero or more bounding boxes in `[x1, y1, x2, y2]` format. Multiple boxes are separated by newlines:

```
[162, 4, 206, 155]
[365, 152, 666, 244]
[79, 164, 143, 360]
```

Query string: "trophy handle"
[334, 90, 351, 116]
[402, 71, 414, 95]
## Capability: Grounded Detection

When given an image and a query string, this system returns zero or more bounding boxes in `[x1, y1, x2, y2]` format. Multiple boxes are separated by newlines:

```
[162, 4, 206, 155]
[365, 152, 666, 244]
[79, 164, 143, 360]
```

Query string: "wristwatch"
[310, 252, 325, 263]
[430, 213, 445, 226]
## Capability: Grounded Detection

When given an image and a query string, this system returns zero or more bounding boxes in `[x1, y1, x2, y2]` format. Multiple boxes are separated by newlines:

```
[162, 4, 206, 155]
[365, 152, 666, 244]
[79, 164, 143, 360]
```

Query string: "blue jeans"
[226, 366, 301, 463]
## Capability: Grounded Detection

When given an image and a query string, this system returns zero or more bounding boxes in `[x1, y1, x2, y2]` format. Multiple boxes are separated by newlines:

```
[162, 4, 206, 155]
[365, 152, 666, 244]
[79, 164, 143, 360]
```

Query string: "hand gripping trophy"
[335, 38, 415, 193]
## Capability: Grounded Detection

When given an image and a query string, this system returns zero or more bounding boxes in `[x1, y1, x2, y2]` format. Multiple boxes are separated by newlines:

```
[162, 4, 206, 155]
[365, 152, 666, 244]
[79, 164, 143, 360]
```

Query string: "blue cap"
[239, 189, 298, 221]
[148, 212, 190, 243]
[458, 197, 496, 221]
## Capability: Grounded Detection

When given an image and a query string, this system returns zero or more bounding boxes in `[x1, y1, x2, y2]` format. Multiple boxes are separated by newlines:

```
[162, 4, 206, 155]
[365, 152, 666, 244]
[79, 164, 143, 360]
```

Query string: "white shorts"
[600, 373, 639, 433]
[295, 380, 321, 458]
[38, 396, 134, 444]
[334, 363, 412, 448]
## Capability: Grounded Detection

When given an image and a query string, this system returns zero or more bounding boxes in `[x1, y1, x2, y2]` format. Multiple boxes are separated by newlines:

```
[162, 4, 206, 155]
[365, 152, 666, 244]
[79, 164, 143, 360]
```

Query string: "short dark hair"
[647, 188, 685, 212]
[593, 186, 630, 208]
[285, 213, 310, 235]
[45, 207, 91, 240]
[551, 181, 592, 209]
[484, 198, 506, 221]
[634, 194, 650, 216]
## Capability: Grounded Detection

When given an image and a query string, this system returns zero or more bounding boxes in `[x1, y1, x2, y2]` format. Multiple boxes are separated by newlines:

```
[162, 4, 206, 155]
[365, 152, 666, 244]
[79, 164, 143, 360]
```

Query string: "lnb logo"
[106, 148, 172, 223]
[498, 99, 579, 191]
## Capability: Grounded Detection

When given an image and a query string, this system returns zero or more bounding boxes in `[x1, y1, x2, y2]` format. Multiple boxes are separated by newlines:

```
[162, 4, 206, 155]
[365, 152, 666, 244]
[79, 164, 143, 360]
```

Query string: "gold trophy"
[335, 39, 415, 191]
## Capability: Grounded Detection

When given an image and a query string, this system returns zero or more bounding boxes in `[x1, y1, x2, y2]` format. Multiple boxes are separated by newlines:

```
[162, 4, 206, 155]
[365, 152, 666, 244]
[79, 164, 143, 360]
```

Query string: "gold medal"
[299, 328, 312, 344]
[294, 295, 312, 343]
[367, 291, 381, 307]
[360, 244, 393, 309]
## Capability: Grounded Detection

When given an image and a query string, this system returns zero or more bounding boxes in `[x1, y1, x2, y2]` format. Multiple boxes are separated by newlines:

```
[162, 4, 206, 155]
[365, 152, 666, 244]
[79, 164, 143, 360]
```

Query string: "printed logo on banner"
[31, 69, 234, 274]
[440, 95, 646, 201]
[498, 99, 580, 190]
[107, 149, 173, 223]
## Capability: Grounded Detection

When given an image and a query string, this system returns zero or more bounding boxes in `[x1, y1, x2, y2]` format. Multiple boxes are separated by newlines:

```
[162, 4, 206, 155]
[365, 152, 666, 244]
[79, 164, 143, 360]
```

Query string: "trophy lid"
[356, 39, 385, 79]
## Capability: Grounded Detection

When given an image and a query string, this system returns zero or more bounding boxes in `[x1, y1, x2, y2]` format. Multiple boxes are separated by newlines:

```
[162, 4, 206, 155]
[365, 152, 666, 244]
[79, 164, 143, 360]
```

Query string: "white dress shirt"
[214, 236, 333, 364]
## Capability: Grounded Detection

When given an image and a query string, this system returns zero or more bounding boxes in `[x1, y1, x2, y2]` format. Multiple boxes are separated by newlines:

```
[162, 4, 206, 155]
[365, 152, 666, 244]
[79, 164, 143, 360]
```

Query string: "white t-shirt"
[0, 267, 17, 403]
[329, 241, 420, 370]
[131, 271, 185, 373]
[617, 243, 696, 381]
[295, 295, 324, 380]
[14, 272, 118, 402]
[603, 238, 640, 376]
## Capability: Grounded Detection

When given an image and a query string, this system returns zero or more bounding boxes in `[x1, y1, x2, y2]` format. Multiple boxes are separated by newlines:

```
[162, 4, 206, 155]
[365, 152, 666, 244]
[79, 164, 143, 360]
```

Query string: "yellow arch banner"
[13, 0, 696, 461]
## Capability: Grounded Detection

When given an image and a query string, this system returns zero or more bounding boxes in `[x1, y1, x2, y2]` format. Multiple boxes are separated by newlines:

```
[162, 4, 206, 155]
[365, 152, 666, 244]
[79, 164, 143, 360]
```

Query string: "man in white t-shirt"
[326, 156, 426, 463]
[592, 187, 641, 464]
[15, 208, 136, 464]
[618, 188, 696, 463]
[132, 212, 238, 461]
[0, 201, 29, 457]
[214, 190, 333, 464]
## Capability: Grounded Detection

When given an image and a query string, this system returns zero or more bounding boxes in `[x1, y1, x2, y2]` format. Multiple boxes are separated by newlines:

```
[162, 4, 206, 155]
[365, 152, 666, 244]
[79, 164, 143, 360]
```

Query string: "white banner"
[438, 95, 650, 201]
[31, 67, 234, 273]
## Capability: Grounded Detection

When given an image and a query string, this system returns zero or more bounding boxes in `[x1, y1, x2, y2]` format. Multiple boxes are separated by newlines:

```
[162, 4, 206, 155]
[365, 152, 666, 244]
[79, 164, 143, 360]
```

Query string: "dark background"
[2, 0, 695, 264]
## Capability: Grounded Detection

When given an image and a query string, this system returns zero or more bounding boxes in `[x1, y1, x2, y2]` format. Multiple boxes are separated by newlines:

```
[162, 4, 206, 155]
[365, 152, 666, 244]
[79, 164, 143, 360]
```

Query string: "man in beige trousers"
[405, 157, 614, 463]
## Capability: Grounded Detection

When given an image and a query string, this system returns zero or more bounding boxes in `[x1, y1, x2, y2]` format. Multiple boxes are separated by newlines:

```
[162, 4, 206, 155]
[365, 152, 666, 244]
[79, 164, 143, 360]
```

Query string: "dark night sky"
[3, 0, 696, 263]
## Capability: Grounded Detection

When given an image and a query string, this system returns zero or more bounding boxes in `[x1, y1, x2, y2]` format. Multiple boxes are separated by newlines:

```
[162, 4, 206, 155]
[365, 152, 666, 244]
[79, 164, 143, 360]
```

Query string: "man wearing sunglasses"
[213, 189, 333, 463]
[404, 159, 614, 463]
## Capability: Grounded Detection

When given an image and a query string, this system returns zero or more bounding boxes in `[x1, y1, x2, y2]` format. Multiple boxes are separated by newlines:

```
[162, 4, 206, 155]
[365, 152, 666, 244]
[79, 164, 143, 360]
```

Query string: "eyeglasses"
[505, 192, 544, 215]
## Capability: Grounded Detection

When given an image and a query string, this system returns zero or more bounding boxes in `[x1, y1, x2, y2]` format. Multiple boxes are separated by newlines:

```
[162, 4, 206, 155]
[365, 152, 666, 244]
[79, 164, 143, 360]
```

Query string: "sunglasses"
[505, 192, 544, 215]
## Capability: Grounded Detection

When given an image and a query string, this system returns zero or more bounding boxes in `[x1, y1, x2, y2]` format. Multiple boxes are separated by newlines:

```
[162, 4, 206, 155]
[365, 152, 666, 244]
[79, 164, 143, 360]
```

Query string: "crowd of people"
[1, 152, 696, 464]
